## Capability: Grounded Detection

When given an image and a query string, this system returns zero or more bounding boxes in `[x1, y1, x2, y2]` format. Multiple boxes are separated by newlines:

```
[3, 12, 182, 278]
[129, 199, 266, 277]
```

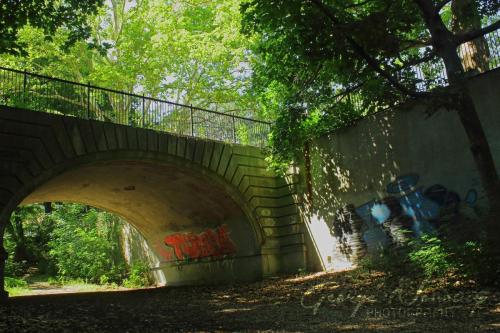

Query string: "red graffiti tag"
[163, 224, 236, 261]
[154, 242, 174, 261]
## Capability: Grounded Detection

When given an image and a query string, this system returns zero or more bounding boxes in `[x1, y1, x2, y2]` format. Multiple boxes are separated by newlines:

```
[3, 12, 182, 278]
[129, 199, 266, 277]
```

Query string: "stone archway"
[0, 106, 306, 297]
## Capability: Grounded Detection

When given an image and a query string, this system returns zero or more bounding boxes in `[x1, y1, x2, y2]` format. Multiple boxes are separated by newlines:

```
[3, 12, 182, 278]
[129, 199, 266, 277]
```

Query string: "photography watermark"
[300, 278, 488, 318]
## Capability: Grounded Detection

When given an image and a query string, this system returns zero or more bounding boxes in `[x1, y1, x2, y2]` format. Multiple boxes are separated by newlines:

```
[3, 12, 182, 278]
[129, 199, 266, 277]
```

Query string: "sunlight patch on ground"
[285, 269, 355, 283]
[216, 307, 253, 313]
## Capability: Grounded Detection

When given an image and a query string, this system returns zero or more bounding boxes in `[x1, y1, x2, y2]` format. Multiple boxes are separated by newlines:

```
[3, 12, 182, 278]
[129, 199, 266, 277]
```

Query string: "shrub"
[361, 230, 500, 287]
[5, 259, 27, 277]
[408, 235, 452, 278]
[5, 276, 28, 288]
[123, 262, 154, 288]
[360, 243, 417, 277]
[48, 204, 127, 284]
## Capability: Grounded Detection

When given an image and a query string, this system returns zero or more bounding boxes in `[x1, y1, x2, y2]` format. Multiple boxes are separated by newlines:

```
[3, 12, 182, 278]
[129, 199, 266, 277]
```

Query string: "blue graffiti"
[353, 174, 477, 236]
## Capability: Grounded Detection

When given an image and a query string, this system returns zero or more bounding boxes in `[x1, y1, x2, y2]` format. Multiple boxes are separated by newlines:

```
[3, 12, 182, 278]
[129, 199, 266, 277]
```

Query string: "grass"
[5, 274, 127, 297]
[6, 286, 32, 296]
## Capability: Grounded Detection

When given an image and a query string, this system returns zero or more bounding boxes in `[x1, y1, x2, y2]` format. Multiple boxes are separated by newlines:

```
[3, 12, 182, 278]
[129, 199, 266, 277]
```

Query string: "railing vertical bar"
[142, 94, 145, 127]
[232, 115, 236, 144]
[23, 70, 27, 105]
[87, 82, 91, 120]
[190, 104, 194, 137]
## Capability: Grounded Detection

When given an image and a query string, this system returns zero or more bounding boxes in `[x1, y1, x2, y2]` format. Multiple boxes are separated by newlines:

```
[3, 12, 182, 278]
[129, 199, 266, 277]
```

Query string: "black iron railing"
[324, 29, 500, 116]
[0, 66, 271, 147]
[0, 30, 498, 146]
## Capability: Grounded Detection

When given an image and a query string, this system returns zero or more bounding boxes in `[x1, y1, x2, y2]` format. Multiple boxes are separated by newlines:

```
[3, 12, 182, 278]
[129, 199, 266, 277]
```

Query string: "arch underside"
[21, 159, 263, 285]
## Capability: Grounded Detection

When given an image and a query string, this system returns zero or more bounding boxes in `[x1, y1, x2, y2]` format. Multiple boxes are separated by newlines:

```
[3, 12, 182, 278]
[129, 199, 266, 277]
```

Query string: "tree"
[4, 204, 56, 275]
[6, 207, 39, 263]
[450, 0, 491, 72]
[241, 0, 500, 226]
[0, 0, 258, 117]
[48, 203, 127, 283]
[0, 0, 103, 55]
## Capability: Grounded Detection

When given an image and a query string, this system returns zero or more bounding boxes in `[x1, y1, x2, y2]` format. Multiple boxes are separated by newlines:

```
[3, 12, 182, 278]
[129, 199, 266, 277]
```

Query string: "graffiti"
[352, 174, 477, 236]
[327, 174, 478, 258]
[331, 205, 367, 261]
[154, 243, 174, 261]
[163, 224, 237, 261]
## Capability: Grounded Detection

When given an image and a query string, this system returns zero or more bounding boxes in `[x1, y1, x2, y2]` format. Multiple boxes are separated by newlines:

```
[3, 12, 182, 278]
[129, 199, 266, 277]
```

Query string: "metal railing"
[325, 29, 500, 116]
[0, 30, 497, 146]
[0, 67, 271, 147]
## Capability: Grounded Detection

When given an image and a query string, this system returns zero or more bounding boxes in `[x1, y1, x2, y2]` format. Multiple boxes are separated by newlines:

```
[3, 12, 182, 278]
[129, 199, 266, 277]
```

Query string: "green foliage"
[4, 204, 54, 276]
[360, 243, 415, 277]
[122, 262, 154, 288]
[362, 232, 500, 286]
[241, 0, 499, 171]
[4, 276, 30, 297]
[4, 259, 26, 278]
[4, 203, 157, 288]
[265, 95, 362, 173]
[3, 234, 22, 277]
[4, 276, 28, 289]
[0, 0, 103, 55]
[408, 235, 452, 278]
[241, 0, 423, 167]
[0, 0, 258, 117]
[48, 204, 127, 284]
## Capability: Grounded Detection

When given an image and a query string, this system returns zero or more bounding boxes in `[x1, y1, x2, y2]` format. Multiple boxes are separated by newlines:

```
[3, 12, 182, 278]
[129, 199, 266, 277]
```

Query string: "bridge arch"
[0, 106, 306, 287]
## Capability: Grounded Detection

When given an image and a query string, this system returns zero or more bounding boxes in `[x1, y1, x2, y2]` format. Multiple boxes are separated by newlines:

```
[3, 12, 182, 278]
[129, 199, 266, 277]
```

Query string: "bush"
[123, 262, 154, 288]
[48, 204, 127, 284]
[5, 276, 28, 288]
[408, 235, 452, 278]
[361, 231, 500, 287]
[99, 263, 128, 285]
[360, 243, 416, 277]
[5, 259, 27, 277]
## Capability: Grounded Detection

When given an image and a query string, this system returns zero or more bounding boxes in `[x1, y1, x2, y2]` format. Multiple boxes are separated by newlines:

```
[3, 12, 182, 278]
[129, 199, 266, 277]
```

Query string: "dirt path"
[27, 281, 85, 296]
[1, 270, 499, 332]
[24, 281, 131, 296]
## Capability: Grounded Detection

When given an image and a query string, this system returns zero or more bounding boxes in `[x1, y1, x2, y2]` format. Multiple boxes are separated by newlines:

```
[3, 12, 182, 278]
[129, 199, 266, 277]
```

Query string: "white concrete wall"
[300, 69, 500, 271]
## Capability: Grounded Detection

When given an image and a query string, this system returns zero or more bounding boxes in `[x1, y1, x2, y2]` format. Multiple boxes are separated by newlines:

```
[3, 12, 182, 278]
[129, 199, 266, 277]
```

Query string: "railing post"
[232, 115, 237, 143]
[23, 70, 28, 104]
[190, 104, 194, 137]
[142, 94, 145, 127]
[86, 82, 91, 119]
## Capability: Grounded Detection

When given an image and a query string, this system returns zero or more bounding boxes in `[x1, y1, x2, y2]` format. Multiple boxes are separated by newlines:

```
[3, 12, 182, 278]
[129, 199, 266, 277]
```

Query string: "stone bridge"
[0, 105, 306, 291]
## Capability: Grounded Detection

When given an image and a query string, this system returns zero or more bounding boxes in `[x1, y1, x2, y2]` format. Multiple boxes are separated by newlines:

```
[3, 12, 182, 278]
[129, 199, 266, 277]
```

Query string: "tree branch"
[435, 0, 451, 12]
[454, 20, 500, 45]
[396, 52, 437, 69]
[310, 0, 423, 98]
[399, 38, 432, 52]
[343, 0, 372, 10]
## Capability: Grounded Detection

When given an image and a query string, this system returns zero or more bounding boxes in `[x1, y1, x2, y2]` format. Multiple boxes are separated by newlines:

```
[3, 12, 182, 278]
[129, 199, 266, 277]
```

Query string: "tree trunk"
[415, 0, 500, 234]
[451, 0, 490, 73]
[12, 212, 29, 263]
[0, 226, 8, 301]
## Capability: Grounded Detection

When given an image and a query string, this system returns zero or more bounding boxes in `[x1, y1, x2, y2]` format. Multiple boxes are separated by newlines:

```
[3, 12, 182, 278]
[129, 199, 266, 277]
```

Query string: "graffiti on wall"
[331, 174, 477, 243]
[353, 174, 476, 229]
[162, 224, 237, 262]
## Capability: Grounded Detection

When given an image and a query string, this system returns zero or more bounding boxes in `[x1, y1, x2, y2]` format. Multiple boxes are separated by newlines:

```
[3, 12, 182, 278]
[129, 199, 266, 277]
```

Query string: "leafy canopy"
[241, 0, 499, 171]
[0, 0, 104, 54]
[0, 0, 258, 116]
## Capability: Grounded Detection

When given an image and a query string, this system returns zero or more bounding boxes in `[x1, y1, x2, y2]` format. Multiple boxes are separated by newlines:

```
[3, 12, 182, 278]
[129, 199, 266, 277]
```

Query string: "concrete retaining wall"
[300, 69, 500, 271]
